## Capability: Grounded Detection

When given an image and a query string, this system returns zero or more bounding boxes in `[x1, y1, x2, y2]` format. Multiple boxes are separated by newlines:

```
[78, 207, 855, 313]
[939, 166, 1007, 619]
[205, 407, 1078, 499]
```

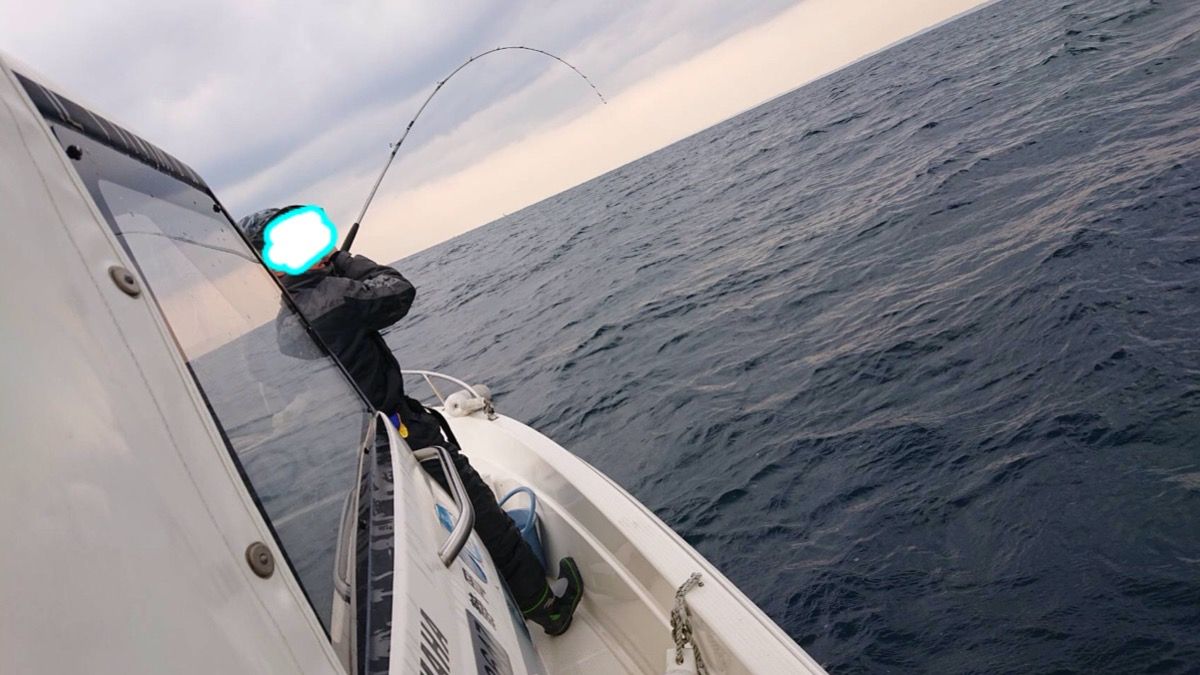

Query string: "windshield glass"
[58, 125, 370, 629]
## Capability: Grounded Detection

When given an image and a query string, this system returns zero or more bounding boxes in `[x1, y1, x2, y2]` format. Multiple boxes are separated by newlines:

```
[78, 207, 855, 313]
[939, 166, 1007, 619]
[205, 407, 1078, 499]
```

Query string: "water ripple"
[388, 0, 1200, 671]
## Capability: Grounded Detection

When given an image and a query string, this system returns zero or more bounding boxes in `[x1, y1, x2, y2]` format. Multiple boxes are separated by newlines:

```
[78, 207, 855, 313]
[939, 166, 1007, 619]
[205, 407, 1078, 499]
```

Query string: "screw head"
[245, 542, 275, 578]
[66, 145, 82, 160]
[108, 265, 141, 297]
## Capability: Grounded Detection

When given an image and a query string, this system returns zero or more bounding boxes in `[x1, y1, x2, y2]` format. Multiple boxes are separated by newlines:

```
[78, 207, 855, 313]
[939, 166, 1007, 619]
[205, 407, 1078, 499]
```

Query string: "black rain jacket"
[277, 251, 415, 414]
[276, 250, 549, 603]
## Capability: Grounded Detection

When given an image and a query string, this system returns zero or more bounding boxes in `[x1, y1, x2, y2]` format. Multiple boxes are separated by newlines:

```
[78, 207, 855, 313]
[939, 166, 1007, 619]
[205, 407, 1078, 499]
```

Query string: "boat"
[0, 51, 827, 675]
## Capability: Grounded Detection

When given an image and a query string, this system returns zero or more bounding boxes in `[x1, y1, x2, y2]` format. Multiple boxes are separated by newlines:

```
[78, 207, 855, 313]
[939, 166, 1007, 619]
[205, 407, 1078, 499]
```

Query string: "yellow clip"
[398, 421, 409, 438]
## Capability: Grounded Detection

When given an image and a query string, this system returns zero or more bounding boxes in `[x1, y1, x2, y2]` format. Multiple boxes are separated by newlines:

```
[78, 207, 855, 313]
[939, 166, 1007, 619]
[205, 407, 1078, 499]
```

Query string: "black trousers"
[397, 400, 549, 610]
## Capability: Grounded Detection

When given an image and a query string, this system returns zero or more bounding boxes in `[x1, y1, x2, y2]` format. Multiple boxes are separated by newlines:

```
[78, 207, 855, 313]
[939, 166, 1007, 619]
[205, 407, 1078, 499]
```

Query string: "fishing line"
[342, 45, 606, 251]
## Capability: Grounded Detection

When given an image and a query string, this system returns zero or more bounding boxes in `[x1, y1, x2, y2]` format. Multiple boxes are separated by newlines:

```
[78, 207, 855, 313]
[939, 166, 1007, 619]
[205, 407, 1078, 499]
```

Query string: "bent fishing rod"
[342, 45, 606, 252]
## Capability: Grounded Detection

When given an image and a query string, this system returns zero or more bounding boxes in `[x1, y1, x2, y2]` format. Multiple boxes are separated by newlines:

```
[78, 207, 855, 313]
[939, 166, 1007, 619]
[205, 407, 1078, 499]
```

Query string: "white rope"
[670, 573, 708, 675]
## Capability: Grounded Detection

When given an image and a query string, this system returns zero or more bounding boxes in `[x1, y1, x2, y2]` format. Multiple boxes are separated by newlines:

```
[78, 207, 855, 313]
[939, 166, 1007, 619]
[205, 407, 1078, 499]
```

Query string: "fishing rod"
[342, 45, 607, 252]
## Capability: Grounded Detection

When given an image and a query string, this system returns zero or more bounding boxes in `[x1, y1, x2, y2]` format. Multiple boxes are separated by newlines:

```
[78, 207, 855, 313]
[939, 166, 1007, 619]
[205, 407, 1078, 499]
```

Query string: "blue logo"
[435, 503, 454, 531]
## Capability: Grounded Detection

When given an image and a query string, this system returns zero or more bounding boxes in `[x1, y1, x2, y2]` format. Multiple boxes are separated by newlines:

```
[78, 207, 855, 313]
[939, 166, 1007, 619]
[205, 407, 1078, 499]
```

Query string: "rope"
[670, 573, 708, 675]
[343, 45, 606, 251]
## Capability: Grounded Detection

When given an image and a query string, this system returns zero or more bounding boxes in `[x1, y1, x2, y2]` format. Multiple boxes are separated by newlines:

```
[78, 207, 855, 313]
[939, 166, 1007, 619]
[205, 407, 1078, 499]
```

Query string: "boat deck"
[445, 411, 827, 675]
[531, 605, 643, 673]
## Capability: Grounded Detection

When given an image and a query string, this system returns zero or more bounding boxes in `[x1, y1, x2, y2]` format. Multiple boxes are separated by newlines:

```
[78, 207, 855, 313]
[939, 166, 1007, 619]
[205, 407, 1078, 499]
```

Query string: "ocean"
[385, 0, 1200, 672]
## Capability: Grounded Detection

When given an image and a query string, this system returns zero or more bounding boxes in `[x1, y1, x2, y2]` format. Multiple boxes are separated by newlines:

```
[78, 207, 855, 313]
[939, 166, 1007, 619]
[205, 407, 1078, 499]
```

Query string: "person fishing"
[238, 205, 584, 636]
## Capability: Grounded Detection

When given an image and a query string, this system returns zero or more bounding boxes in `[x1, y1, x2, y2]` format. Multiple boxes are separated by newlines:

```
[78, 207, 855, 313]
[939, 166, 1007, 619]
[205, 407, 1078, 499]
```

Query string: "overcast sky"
[2, 0, 988, 262]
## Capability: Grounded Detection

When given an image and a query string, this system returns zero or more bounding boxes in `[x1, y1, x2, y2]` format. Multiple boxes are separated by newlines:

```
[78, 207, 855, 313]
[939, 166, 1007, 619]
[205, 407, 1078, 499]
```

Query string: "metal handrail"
[402, 369, 484, 407]
[378, 411, 475, 566]
[413, 445, 475, 567]
[332, 490, 355, 602]
[334, 415, 376, 604]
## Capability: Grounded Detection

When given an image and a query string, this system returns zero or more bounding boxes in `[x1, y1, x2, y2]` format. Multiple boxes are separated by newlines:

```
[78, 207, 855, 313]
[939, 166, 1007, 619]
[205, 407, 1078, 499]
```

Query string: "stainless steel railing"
[402, 369, 485, 407]
[413, 445, 475, 567]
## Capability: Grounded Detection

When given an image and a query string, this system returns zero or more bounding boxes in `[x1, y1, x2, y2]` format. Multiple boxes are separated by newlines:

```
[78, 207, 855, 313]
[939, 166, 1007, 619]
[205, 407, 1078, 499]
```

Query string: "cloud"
[2, 0, 793, 205]
[1, 0, 987, 263]
[218, 1, 799, 225]
[2, 0, 493, 171]
[344, 0, 993, 260]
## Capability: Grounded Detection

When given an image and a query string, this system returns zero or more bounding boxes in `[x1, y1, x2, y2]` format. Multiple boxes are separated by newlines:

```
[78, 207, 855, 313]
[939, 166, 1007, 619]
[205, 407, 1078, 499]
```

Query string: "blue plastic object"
[497, 487, 548, 570]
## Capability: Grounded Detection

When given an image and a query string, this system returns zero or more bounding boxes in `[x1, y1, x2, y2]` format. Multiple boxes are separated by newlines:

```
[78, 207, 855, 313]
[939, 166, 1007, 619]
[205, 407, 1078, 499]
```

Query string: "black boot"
[523, 557, 585, 636]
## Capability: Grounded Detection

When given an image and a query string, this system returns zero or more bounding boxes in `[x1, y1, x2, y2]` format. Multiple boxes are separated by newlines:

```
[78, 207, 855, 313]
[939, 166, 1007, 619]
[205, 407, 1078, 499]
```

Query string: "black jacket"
[277, 251, 415, 413]
[277, 251, 550, 604]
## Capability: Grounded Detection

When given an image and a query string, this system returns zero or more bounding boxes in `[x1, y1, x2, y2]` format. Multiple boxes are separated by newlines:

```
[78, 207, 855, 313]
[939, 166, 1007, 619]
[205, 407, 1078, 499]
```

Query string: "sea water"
[386, 1, 1200, 671]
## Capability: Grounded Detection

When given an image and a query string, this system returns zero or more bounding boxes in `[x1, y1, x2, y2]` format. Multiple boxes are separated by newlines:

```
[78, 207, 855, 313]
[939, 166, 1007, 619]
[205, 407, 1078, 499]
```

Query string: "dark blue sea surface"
[386, 0, 1200, 672]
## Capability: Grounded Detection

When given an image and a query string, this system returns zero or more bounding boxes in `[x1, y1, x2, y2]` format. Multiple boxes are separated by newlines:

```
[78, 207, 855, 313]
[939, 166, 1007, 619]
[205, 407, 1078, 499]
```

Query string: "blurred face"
[260, 206, 338, 275]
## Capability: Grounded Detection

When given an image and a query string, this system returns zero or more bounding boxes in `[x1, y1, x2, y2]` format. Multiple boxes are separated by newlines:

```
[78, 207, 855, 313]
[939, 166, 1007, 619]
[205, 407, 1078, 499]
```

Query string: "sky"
[1, 0, 990, 262]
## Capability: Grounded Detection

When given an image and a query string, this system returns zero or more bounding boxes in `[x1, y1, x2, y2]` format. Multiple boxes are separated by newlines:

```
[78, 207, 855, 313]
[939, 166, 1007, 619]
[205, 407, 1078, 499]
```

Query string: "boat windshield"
[54, 123, 371, 630]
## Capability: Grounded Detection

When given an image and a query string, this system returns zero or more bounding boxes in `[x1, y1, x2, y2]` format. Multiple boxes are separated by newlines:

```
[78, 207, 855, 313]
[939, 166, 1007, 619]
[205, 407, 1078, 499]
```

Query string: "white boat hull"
[1, 46, 829, 673]
[441, 411, 826, 675]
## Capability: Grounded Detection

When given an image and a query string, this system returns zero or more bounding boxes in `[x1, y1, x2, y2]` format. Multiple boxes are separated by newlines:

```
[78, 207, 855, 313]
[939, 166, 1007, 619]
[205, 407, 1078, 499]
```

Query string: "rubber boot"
[522, 557, 585, 636]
